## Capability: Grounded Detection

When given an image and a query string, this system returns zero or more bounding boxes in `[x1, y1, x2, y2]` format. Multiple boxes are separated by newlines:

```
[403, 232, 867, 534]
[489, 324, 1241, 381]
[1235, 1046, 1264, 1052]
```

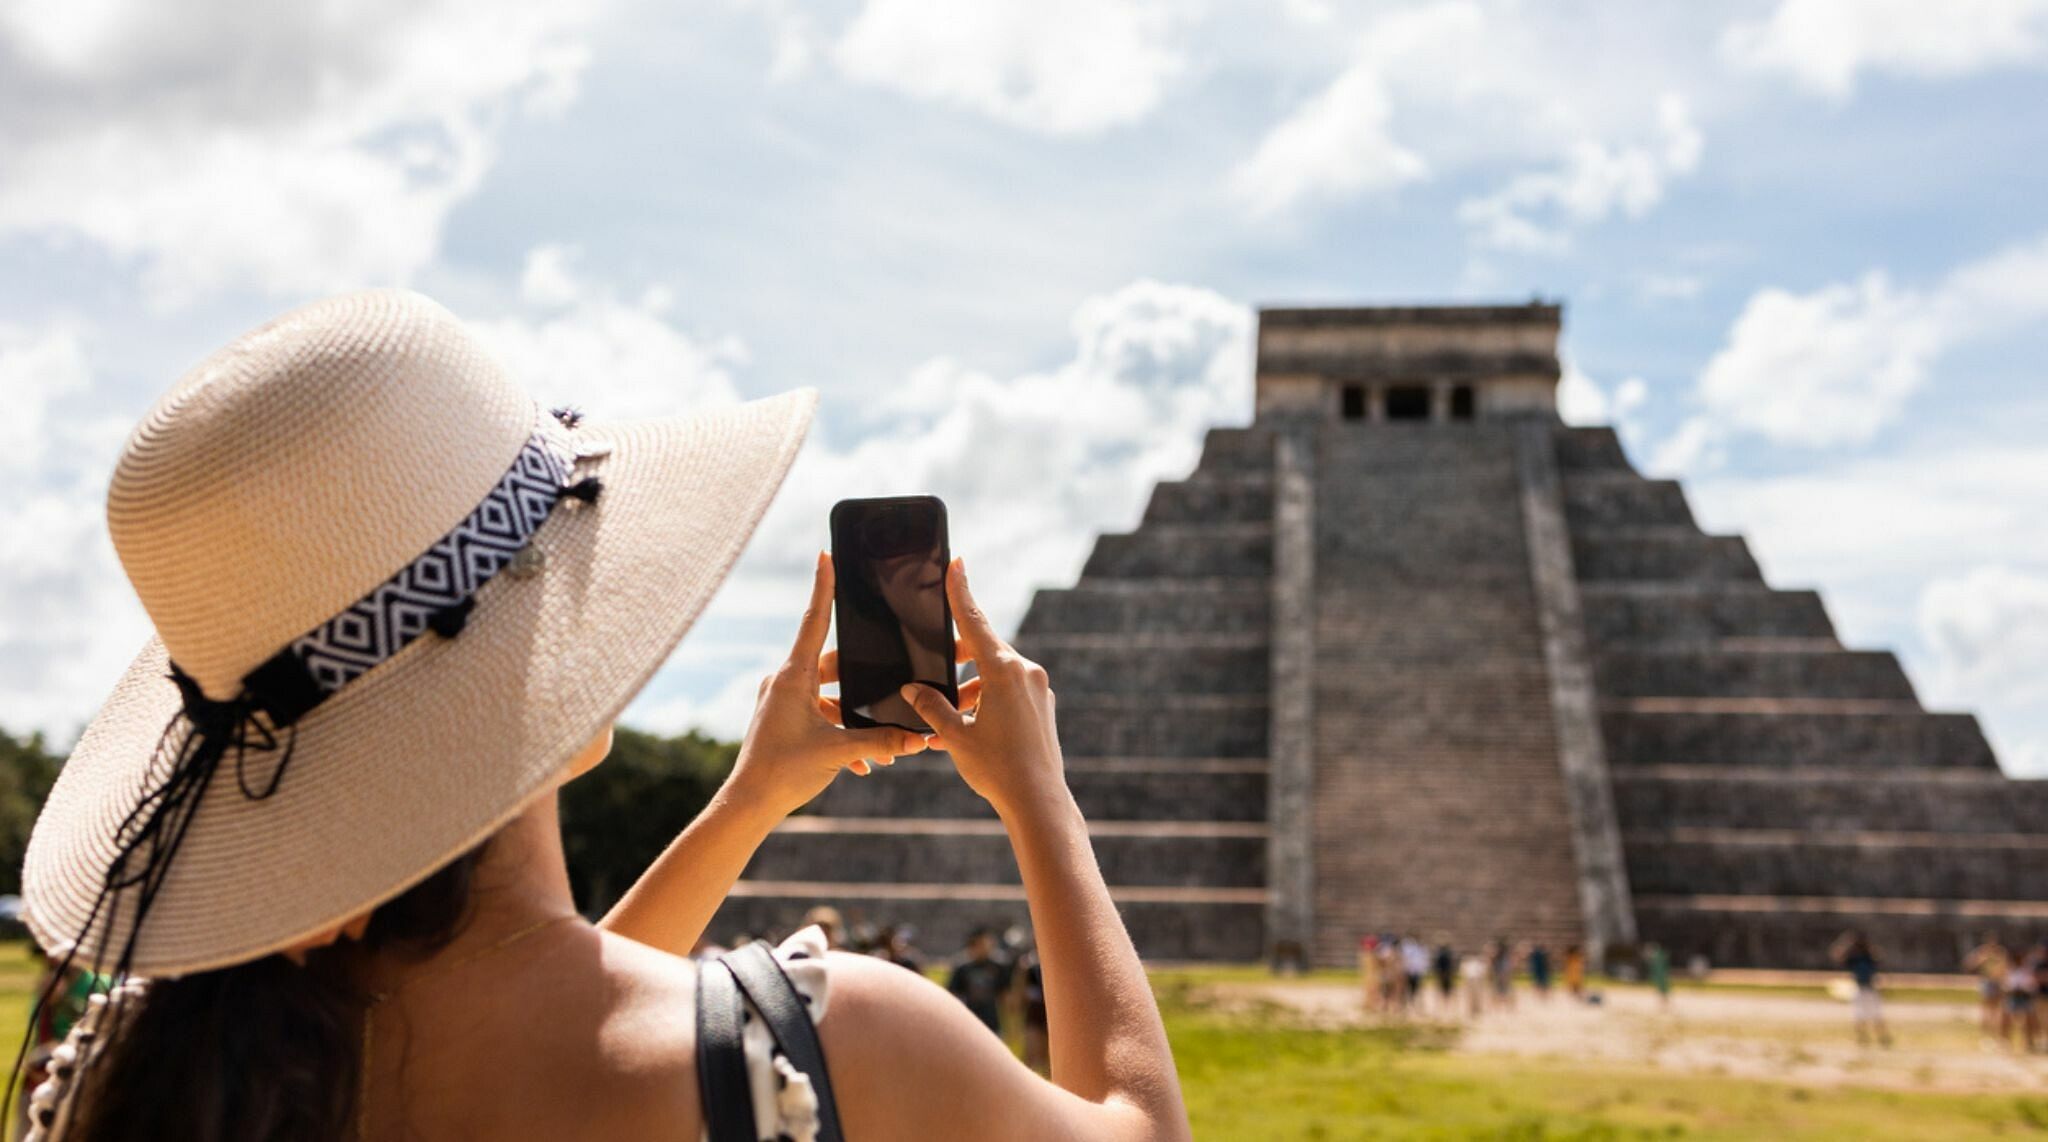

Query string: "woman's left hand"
[726, 552, 928, 820]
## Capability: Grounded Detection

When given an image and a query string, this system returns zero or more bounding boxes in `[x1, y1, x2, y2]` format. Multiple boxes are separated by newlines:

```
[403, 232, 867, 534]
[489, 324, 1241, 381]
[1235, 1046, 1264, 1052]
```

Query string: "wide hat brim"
[23, 389, 816, 977]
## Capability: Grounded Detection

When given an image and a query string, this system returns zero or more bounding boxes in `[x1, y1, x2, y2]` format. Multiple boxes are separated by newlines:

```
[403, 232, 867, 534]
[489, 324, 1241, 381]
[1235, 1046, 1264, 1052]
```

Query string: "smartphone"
[830, 496, 957, 732]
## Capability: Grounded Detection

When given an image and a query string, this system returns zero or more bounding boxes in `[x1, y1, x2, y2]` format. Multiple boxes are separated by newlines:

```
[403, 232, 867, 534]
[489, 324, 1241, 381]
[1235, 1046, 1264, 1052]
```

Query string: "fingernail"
[899, 683, 918, 701]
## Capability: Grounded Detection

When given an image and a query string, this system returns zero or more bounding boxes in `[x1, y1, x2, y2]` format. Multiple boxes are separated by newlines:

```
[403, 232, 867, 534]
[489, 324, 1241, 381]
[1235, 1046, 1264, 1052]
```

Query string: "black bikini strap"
[724, 941, 844, 1142]
[696, 958, 758, 1142]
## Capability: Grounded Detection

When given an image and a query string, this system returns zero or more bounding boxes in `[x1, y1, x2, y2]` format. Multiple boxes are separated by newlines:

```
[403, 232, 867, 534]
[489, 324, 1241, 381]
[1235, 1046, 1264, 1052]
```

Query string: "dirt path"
[1210, 980, 2048, 1094]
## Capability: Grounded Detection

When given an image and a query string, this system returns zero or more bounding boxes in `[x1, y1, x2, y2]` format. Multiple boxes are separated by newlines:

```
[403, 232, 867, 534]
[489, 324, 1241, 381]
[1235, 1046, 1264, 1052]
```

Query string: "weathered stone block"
[1573, 530, 1761, 582]
[1612, 771, 2048, 834]
[1143, 475, 1274, 524]
[1563, 475, 1695, 529]
[1018, 637, 1270, 695]
[1017, 581, 1269, 637]
[1594, 649, 1917, 701]
[1626, 835, 2048, 901]
[1082, 524, 1272, 579]
[1055, 695, 1269, 759]
[1580, 585, 1834, 646]
[811, 763, 1270, 822]
[744, 827, 1267, 888]
[1601, 710, 1999, 770]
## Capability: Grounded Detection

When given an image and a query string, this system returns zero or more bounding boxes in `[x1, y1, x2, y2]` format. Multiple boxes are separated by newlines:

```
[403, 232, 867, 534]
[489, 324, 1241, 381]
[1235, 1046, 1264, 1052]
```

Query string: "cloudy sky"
[3, 0, 2045, 775]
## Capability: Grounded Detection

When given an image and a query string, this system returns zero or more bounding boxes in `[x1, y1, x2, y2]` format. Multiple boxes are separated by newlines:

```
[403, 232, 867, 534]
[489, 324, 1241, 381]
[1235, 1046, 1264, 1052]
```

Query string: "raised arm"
[599, 553, 923, 955]
[870, 559, 1189, 1140]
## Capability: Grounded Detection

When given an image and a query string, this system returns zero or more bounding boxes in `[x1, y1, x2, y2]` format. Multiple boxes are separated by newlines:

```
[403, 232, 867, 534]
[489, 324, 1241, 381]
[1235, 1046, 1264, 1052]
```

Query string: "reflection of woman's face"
[875, 543, 946, 646]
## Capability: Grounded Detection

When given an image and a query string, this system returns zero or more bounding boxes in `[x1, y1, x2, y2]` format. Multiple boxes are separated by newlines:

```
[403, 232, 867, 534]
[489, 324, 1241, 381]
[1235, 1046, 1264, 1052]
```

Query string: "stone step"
[742, 819, 1267, 888]
[1580, 583, 1835, 646]
[1082, 523, 1273, 579]
[1562, 474, 1695, 529]
[1573, 528, 1761, 582]
[1142, 474, 1274, 525]
[1057, 693, 1269, 759]
[1552, 426, 1633, 473]
[1016, 579, 1270, 637]
[1013, 635, 1269, 696]
[1194, 426, 1275, 474]
[1613, 767, 2048, 834]
[1635, 894, 2048, 971]
[1625, 830, 2048, 902]
[1600, 708, 1998, 769]
[1595, 648, 1917, 701]
[709, 884, 1266, 961]
[810, 758, 1269, 821]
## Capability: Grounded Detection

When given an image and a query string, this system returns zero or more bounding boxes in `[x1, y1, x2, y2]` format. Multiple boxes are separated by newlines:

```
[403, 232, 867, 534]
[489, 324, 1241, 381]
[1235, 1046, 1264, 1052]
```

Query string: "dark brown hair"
[60, 843, 488, 1142]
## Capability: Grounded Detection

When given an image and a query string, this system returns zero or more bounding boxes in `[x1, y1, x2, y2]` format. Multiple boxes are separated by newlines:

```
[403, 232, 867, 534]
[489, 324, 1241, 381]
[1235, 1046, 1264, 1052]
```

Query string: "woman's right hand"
[899, 559, 1070, 822]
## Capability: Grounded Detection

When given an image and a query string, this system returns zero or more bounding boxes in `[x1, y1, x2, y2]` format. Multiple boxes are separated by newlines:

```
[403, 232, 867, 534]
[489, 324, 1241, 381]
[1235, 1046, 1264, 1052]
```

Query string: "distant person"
[947, 928, 1014, 1037]
[1830, 929, 1892, 1048]
[1562, 944, 1587, 1001]
[1490, 939, 1517, 1012]
[1359, 935, 1385, 1015]
[874, 923, 926, 973]
[1016, 946, 1050, 1075]
[1433, 940, 1459, 1014]
[1400, 934, 1431, 1011]
[2005, 945, 2043, 1052]
[1528, 944, 1553, 1000]
[1963, 933, 2011, 1042]
[1378, 937, 1404, 1012]
[1645, 942, 1672, 1010]
[1459, 949, 1489, 1019]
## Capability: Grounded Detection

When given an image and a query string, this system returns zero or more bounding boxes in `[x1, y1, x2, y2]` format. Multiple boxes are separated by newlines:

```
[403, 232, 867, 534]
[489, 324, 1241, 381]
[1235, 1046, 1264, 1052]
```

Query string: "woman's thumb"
[900, 683, 965, 738]
[840, 725, 924, 764]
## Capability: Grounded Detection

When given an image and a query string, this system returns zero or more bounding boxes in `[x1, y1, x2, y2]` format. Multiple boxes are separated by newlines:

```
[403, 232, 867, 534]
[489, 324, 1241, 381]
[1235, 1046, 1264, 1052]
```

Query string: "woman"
[16, 290, 1190, 1140]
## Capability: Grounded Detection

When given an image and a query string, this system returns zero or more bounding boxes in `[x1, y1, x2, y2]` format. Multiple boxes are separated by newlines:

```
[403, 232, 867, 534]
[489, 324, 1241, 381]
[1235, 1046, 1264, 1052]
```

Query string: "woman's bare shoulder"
[816, 951, 1134, 1142]
[579, 931, 705, 1123]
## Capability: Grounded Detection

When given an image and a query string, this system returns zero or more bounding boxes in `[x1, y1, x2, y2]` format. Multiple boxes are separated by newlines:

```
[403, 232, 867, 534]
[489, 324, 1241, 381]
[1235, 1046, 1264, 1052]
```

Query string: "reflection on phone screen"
[833, 498, 953, 732]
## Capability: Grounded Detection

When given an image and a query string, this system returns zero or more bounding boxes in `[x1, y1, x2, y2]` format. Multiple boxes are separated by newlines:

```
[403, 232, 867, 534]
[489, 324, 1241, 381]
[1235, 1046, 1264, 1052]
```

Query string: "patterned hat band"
[218, 411, 597, 731]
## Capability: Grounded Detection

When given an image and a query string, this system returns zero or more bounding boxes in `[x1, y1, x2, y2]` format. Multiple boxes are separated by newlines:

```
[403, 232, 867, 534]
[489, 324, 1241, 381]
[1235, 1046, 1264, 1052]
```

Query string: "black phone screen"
[830, 496, 956, 732]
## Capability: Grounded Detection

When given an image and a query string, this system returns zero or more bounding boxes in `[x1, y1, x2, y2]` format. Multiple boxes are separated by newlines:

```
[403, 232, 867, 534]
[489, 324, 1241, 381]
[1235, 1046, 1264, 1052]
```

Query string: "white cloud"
[0, 325, 152, 744]
[1459, 95, 1702, 253]
[1698, 271, 1942, 448]
[1656, 232, 2048, 468]
[1723, 0, 2048, 98]
[0, 0, 597, 306]
[468, 246, 747, 421]
[1228, 62, 1427, 217]
[733, 0, 819, 82]
[1639, 273, 1705, 302]
[1918, 566, 2048, 775]
[832, 0, 1183, 135]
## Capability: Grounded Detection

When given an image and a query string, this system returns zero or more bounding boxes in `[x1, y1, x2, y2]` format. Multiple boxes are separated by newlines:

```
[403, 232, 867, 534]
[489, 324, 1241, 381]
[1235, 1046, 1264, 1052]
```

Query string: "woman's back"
[359, 927, 701, 1140]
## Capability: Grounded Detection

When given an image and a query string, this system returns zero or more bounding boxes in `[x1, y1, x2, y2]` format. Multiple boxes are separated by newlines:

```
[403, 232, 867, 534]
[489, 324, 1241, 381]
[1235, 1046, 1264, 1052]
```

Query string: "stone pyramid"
[713, 303, 2047, 971]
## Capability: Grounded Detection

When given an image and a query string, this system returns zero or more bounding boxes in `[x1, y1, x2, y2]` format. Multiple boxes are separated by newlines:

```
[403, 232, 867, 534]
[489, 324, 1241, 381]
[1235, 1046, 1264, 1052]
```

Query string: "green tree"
[558, 726, 738, 917]
[0, 728, 62, 896]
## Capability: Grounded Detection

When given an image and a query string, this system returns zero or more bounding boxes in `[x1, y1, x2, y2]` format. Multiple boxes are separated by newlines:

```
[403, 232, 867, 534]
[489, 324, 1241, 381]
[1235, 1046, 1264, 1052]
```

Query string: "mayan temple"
[714, 302, 2048, 972]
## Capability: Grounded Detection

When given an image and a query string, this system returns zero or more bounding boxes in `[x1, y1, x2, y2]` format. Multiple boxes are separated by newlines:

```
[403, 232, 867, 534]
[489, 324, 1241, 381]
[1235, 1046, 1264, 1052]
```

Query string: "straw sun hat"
[21, 288, 816, 979]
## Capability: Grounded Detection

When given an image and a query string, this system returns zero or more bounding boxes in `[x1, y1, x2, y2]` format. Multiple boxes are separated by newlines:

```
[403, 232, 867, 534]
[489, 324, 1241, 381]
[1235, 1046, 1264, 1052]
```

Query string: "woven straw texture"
[21, 289, 816, 977]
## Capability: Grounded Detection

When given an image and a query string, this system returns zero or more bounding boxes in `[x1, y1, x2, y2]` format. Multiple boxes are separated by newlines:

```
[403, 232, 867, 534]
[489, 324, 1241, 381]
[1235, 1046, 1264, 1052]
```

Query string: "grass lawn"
[1152, 974, 2048, 1140]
